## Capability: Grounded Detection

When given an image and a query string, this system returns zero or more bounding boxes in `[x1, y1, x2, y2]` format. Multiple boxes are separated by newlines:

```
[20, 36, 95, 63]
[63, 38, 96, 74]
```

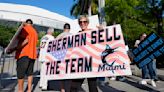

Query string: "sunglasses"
[79, 21, 88, 24]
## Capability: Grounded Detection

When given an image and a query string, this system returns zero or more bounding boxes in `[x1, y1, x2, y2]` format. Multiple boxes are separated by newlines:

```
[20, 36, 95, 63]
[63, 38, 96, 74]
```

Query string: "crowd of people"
[5, 15, 159, 92]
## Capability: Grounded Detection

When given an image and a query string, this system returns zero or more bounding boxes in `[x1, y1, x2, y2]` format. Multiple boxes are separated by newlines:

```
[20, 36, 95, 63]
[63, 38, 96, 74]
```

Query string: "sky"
[0, 0, 75, 19]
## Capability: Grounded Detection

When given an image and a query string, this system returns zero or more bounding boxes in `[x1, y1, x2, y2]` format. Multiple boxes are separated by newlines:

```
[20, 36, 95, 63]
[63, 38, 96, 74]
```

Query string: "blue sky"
[0, 0, 75, 19]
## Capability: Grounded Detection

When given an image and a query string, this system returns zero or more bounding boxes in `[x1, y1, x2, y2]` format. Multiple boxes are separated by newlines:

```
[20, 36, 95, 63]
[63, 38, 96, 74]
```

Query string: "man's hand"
[96, 24, 104, 30]
[5, 47, 17, 54]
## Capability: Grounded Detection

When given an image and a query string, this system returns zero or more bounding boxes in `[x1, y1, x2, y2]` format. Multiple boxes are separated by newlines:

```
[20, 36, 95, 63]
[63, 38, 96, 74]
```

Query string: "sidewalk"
[157, 68, 164, 81]
[0, 65, 164, 92]
[131, 65, 164, 81]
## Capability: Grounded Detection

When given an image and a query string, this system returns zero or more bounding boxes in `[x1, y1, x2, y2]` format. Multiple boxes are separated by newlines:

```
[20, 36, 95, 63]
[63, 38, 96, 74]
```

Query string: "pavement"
[0, 55, 164, 92]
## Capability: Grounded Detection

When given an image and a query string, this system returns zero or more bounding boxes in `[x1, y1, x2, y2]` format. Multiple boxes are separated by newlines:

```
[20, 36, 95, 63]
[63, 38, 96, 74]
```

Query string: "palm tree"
[149, 0, 164, 35]
[70, 0, 98, 18]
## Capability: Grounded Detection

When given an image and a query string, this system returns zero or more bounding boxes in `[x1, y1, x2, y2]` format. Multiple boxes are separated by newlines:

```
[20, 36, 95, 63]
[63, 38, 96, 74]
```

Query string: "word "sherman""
[47, 33, 86, 52]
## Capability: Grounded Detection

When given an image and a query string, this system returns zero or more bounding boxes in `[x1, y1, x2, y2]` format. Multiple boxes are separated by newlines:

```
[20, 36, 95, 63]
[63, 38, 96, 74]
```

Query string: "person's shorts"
[16, 56, 35, 79]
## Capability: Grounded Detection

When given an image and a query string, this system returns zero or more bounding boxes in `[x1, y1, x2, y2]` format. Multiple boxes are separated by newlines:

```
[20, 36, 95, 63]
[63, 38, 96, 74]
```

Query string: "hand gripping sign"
[38, 24, 132, 80]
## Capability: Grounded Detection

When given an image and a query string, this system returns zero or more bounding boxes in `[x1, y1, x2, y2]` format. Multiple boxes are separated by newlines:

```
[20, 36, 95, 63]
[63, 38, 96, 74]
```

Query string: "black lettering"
[74, 34, 80, 47]
[121, 63, 126, 69]
[114, 65, 120, 70]
[98, 64, 105, 71]
[113, 27, 120, 40]
[77, 58, 83, 72]
[68, 36, 74, 48]
[91, 31, 97, 44]
[85, 57, 92, 72]
[62, 37, 67, 49]
[57, 39, 62, 51]
[71, 58, 76, 73]
[50, 62, 55, 74]
[98, 29, 104, 43]
[106, 65, 110, 70]
[81, 33, 86, 46]
[52, 40, 57, 51]
[56, 61, 60, 74]
[47, 41, 52, 52]
[106, 28, 112, 41]
[65, 59, 70, 73]
[46, 62, 50, 75]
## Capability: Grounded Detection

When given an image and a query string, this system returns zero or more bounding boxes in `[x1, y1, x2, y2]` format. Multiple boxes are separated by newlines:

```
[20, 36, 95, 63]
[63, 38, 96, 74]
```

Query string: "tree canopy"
[0, 25, 16, 47]
[0, 22, 62, 48]
[70, 0, 164, 47]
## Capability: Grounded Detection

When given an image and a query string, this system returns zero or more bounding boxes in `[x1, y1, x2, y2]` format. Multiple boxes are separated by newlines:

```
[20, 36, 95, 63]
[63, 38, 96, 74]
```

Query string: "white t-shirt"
[56, 32, 71, 39]
[134, 40, 140, 47]
[38, 34, 54, 62]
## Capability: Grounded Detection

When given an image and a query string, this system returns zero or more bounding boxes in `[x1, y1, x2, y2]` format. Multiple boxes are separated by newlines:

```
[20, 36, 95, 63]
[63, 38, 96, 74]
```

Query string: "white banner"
[38, 24, 132, 80]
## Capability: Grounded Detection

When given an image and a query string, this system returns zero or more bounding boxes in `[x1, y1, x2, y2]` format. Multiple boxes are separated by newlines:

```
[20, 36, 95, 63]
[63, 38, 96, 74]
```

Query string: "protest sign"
[132, 33, 164, 68]
[38, 24, 132, 80]
[5, 23, 23, 54]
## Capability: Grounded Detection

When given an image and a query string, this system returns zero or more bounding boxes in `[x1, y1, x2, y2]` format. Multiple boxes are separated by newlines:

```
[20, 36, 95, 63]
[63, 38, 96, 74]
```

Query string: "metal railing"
[0, 49, 41, 89]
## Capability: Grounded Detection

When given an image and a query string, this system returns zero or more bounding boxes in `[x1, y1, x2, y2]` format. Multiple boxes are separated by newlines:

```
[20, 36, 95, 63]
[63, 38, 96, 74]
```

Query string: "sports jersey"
[38, 34, 54, 62]
[56, 32, 71, 39]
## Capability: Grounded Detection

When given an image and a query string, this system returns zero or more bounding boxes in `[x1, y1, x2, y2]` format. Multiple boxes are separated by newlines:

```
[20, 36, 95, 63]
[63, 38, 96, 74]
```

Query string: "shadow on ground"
[98, 83, 125, 92]
[123, 77, 160, 92]
[0, 73, 17, 92]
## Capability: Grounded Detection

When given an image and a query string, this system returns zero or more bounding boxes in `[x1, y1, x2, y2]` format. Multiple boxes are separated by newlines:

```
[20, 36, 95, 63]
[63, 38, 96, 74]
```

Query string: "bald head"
[47, 27, 54, 35]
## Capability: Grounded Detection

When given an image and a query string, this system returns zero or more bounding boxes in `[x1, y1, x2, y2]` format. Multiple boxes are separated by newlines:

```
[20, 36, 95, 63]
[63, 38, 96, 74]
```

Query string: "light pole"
[98, 0, 106, 26]
[88, 0, 92, 16]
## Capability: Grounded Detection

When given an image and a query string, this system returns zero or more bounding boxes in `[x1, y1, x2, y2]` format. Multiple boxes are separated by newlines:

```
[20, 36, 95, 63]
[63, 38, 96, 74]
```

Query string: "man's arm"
[134, 40, 139, 48]
[16, 38, 28, 50]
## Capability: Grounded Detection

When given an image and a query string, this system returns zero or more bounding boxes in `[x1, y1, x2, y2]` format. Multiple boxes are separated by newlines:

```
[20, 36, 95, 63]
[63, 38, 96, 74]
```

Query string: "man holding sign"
[8, 19, 38, 92]
[134, 33, 157, 87]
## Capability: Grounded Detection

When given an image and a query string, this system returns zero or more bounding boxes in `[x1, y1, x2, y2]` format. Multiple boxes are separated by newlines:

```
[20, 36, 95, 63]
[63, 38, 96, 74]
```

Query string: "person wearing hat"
[56, 23, 72, 92]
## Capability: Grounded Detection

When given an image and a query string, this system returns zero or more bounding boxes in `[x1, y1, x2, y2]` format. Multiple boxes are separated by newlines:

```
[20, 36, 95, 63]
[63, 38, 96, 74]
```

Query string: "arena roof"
[0, 3, 73, 29]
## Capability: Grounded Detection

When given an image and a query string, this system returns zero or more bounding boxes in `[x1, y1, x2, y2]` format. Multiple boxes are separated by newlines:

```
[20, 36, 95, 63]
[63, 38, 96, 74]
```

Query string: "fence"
[0, 48, 41, 89]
